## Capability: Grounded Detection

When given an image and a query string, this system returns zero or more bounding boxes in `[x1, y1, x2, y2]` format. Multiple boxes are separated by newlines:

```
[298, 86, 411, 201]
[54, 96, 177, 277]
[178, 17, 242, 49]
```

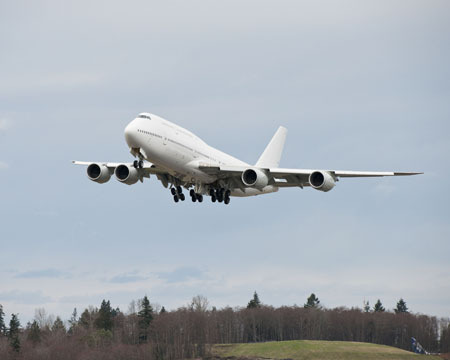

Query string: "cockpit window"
[138, 114, 151, 120]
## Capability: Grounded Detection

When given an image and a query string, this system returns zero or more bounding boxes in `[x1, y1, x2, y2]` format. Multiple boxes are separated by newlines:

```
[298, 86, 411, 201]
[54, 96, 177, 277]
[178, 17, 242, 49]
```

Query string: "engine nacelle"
[87, 163, 111, 184]
[241, 168, 269, 189]
[309, 171, 335, 192]
[115, 164, 139, 185]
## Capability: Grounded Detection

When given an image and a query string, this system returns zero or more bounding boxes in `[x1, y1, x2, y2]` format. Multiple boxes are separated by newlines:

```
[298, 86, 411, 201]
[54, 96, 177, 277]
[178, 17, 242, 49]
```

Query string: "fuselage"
[124, 113, 277, 197]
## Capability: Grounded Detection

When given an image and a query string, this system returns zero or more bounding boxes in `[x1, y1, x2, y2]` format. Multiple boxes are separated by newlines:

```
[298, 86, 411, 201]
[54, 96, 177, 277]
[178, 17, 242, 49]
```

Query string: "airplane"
[73, 112, 422, 204]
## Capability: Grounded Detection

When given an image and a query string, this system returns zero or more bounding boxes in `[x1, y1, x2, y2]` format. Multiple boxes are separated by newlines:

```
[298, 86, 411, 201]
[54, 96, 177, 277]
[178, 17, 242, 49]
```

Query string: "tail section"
[255, 126, 287, 168]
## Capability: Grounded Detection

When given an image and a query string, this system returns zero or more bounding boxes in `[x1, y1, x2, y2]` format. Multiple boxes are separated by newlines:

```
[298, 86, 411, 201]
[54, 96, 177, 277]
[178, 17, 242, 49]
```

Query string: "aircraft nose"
[124, 120, 138, 147]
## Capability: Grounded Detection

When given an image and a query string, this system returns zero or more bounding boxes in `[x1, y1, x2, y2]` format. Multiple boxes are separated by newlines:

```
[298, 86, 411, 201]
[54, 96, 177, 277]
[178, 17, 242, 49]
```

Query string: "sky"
[1, 0, 449, 324]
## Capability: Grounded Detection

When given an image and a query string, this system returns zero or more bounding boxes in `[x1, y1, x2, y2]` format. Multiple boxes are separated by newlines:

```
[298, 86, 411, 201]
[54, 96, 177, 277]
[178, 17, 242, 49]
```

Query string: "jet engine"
[87, 163, 111, 184]
[241, 168, 269, 189]
[309, 171, 335, 192]
[115, 164, 140, 185]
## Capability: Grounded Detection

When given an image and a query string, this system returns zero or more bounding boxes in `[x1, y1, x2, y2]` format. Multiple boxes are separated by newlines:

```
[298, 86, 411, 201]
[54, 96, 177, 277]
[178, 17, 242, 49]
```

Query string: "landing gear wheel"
[211, 195, 216, 203]
[192, 195, 197, 202]
[138, 160, 144, 168]
[225, 190, 231, 198]
[176, 186, 183, 194]
[133, 160, 139, 168]
[190, 189, 196, 197]
[173, 195, 179, 203]
[171, 188, 176, 195]
[224, 197, 230, 205]
[179, 193, 185, 201]
[197, 194, 203, 203]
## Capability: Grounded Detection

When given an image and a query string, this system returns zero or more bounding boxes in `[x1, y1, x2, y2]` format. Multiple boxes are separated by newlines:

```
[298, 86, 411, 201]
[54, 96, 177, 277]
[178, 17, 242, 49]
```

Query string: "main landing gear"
[133, 160, 144, 169]
[171, 185, 185, 203]
[210, 188, 231, 205]
[189, 189, 203, 203]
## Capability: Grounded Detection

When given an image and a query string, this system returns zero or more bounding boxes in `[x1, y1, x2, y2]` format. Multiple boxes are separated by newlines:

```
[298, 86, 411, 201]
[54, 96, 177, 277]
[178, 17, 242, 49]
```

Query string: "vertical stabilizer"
[255, 126, 287, 168]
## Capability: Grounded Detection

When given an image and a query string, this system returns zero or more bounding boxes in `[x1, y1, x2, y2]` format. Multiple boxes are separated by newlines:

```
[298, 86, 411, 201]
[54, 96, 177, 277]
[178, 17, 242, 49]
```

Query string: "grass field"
[212, 340, 441, 360]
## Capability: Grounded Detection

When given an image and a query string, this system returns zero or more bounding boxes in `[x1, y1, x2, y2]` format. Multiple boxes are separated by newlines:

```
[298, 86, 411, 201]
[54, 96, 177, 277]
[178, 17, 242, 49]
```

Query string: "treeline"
[0, 294, 449, 360]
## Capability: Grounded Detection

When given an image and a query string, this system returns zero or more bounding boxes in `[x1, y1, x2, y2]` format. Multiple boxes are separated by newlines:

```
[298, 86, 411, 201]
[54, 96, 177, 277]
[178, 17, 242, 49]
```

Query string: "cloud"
[15, 268, 69, 279]
[109, 272, 148, 284]
[156, 267, 206, 284]
[0, 118, 11, 132]
[0, 290, 52, 304]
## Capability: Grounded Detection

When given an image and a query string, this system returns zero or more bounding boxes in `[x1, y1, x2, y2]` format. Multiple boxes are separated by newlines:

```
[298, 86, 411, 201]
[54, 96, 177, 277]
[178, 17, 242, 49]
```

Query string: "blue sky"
[1, 0, 449, 323]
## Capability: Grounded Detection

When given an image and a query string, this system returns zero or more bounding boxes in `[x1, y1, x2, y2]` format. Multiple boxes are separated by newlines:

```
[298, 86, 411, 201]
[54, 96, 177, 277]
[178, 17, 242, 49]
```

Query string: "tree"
[374, 299, 385, 312]
[138, 295, 154, 343]
[160, 306, 166, 314]
[79, 307, 96, 329]
[95, 300, 114, 331]
[363, 300, 371, 313]
[0, 304, 5, 335]
[9, 313, 21, 352]
[394, 298, 408, 314]
[191, 295, 209, 312]
[68, 308, 78, 334]
[247, 292, 261, 309]
[27, 320, 41, 344]
[304, 293, 320, 308]
[52, 316, 66, 334]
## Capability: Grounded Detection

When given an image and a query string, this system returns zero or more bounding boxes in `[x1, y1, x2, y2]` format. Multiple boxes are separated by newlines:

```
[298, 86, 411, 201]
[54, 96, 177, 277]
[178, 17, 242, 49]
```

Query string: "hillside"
[212, 340, 441, 360]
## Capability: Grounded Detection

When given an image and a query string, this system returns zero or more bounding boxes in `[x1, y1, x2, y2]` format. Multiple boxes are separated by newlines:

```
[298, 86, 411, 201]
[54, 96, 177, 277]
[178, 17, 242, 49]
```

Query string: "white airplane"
[73, 112, 422, 204]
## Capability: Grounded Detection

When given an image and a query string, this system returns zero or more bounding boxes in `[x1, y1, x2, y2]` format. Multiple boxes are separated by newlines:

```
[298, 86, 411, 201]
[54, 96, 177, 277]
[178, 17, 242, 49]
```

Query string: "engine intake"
[309, 171, 335, 192]
[241, 168, 269, 189]
[115, 164, 139, 185]
[87, 163, 111, 184]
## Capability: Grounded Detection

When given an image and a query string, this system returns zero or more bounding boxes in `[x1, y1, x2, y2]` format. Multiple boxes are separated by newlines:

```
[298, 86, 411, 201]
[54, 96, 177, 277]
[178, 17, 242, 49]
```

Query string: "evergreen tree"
[138, 296, 154, 343]
[374, 299, 385, 312]
[160, 306, 166, 314]
[27, 320, 41, 344]
[0, 304, 5, 335]
[304, 293, 320, 308]
[68, 308, 77, 334]
[79, 308, 95, 329]
[52, 316, 66, 333]
[9, 313, 21, 352]
[363, 300, 371, 313]
[394, 298, 409, 314]
[247, 291, 261, 309]
[95, 300, 114, 331]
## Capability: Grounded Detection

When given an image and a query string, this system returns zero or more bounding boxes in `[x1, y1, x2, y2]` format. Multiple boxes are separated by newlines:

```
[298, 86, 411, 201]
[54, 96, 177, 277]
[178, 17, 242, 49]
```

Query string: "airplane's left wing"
[198, 164, 422, 191]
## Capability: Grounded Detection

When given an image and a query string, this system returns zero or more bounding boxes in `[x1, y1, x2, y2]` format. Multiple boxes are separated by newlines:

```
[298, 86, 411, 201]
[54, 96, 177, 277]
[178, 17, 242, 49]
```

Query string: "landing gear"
[190, 189, 203, 203]
[209, 188, 231, 204]
[133, 160, 144, 168]
[171, 186, 185, 202]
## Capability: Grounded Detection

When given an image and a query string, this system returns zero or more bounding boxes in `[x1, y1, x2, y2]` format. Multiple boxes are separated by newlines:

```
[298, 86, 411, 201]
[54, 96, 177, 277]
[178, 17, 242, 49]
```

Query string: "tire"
[224, 197, 230, 205]
[190, 189, 196, 197]
[171, 188, 176, 195]
[180, 193, 185, 201]
[133, 160, 139, 168]
[174, 195, 179, 203]
[176, 186, 182, 194]
[211, 195, 216, 203]
[192, 196, 197, 202]
[139, 160, 144, 168]
[197, 194, 203, 202]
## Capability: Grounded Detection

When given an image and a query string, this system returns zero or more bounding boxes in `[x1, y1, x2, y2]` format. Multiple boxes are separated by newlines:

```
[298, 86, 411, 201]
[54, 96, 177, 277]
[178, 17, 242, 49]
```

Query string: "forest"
[1, 293, 449, 360]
